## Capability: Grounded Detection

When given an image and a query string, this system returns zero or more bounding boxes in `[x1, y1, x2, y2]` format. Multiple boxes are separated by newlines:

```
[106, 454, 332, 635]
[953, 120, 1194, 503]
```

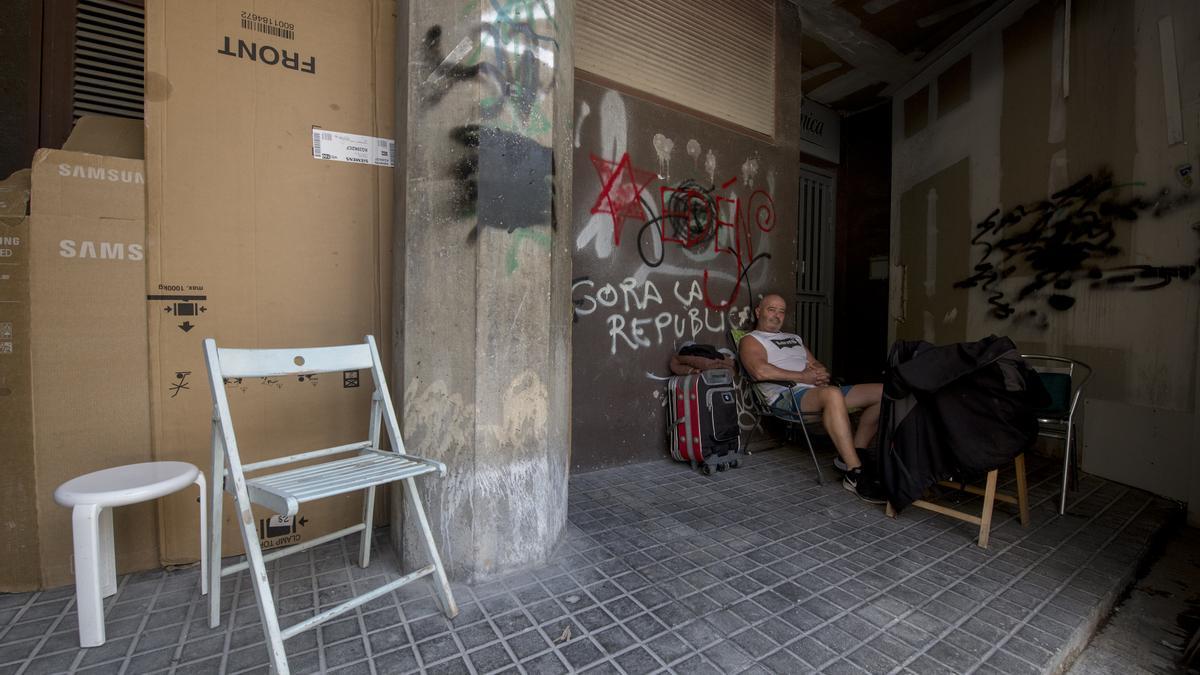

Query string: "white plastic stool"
[54, 461, 207, 647]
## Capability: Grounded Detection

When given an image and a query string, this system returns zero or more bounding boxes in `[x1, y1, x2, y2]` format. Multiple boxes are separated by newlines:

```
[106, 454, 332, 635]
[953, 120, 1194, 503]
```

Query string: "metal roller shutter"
[575, 0, 776, 137]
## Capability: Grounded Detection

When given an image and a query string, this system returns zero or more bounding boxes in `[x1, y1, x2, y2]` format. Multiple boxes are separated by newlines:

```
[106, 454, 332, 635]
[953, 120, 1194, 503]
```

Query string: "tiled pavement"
[0, 446, 1177, 674]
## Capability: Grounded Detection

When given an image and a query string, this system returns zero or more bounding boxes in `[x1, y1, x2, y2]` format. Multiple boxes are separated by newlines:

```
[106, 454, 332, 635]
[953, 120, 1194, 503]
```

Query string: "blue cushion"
[1036, 372, 1072, 417]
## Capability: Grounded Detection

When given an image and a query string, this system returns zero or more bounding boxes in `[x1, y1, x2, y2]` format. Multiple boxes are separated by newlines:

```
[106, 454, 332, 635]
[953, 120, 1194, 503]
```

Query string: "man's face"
[755, 297, 787, 332]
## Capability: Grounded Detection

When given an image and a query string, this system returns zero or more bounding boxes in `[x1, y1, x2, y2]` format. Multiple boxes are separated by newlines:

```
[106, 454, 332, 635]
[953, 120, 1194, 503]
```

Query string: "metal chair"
[729, 327, 826, 483]
[1021, 353, 1092, 515]
[202, 336, 457, 675]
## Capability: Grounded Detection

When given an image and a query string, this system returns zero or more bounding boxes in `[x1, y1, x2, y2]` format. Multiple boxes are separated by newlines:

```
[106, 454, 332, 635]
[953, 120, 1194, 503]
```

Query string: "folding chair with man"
[733, 294, 888, 503]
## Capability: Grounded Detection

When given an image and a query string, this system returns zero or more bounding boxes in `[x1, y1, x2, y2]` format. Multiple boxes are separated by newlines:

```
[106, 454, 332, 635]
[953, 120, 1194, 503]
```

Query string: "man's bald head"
[754, 294, 787, 332]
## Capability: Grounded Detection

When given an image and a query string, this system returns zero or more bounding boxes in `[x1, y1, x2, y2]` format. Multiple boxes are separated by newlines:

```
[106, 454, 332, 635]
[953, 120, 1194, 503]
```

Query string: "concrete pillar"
[392, 0, 573, 582]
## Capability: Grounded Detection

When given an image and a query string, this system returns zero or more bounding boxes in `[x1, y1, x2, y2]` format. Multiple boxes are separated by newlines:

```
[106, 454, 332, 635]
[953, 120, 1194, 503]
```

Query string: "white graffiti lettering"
[579, 276, 747, 354]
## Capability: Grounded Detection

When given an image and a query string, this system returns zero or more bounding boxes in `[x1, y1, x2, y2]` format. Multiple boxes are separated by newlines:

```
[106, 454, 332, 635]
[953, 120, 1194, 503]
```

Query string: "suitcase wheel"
[701, 464, 712, 476]
[730, 459, 740, 469]
[716, 463, 726, 472]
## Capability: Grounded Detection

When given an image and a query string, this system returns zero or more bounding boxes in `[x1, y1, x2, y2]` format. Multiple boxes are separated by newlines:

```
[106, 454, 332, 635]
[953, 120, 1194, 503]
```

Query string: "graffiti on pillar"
[421, 0, 558, 136]
[954, 169, 1200, 327]
[506, 228, 552, 275]
[421, 3, 560, 242]
[450, 124, 554, 242]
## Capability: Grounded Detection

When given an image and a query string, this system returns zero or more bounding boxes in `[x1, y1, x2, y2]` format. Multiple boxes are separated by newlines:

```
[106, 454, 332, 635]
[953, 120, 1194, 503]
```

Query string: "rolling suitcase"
[667, 369, 743, 474]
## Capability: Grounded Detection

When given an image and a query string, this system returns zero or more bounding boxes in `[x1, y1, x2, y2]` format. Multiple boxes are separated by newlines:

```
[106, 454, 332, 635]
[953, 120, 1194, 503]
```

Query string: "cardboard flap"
[62, 116, 145, 160]
[30, 149, 145, 221]
[0, 169, 32, 220]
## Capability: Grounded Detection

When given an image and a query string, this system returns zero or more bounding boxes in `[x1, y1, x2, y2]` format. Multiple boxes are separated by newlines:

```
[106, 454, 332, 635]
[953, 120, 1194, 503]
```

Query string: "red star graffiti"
[589, 153, 657, 246]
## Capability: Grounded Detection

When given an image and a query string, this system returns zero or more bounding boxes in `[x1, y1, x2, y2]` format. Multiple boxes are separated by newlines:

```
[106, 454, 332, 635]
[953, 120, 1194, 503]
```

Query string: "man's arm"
[806, 348, 829, 374]
[739, 335, 828, 385]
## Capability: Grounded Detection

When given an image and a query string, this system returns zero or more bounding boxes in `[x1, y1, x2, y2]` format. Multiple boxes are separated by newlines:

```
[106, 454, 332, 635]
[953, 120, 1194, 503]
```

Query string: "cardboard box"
[145, 0, 395, 562]
[0, 117, 157, 591]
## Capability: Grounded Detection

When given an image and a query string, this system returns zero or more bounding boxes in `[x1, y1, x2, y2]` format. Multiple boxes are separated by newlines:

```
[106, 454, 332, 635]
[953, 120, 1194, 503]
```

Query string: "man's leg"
[798, 385, 887, 504]
[844, 383, 883, 449]
[798, 386, 861, 469]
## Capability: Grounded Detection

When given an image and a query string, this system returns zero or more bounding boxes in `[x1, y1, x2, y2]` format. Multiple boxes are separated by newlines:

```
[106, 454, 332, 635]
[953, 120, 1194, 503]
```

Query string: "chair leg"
[231, 489, 289, 674]
[1014, 453, 1030, 526]
[195, 473, 208, 596]
[403, 477, 458, 619]
[1059, 423, 1074, 516]
[797, 421, 823, 485]
[72, 504, 106, 647]
[977, 470, 999, 549]
[209, 451, 224, 628]
[1069, 427, 1080, 490]
[744, 421, 759, 455]
[99, 506, 117, 598]
[360, 486, 376, 568]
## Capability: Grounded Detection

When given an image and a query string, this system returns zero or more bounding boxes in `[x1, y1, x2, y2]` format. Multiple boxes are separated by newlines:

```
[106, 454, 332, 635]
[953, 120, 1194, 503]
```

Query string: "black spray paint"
[451, 124, 554, 242]
[955, 169, 1199, 323]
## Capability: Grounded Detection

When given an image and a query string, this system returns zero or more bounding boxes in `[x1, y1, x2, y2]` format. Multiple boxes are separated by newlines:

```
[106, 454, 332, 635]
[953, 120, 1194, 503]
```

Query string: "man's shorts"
[771, 384, 854, 414]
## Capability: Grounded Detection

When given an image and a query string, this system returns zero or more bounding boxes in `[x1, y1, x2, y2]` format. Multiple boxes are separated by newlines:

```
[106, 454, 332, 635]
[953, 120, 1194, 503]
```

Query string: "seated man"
[738, 293, 886, 503]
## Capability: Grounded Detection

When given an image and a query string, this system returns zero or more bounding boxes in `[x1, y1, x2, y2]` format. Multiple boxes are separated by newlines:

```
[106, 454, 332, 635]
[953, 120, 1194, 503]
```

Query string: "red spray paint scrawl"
[590, 152, 776, 311]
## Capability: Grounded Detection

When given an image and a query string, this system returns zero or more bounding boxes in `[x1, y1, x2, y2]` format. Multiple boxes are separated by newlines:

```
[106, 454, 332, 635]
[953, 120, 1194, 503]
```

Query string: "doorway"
[796, 167, 836, 366]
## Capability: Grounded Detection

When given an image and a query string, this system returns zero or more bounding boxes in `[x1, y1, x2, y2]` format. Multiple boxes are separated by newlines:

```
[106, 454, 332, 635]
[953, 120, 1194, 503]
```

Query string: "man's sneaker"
[843, 467, 887, 504]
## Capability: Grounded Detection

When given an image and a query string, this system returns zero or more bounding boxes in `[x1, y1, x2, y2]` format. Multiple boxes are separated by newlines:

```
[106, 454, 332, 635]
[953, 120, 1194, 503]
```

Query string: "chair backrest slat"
[214, 344, 373, 378]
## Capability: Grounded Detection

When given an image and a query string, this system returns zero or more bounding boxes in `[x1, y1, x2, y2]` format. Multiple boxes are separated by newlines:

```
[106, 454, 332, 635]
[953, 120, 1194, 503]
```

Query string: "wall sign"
[799, 98, 840, 164]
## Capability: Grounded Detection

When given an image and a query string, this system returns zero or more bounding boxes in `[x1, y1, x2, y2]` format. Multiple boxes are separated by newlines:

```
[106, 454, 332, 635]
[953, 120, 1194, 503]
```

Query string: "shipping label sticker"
[312, 128, 395, 168]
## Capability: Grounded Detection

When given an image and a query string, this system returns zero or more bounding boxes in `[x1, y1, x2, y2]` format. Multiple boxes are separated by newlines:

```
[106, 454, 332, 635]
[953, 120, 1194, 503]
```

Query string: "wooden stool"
[886, 453, 1029, 548]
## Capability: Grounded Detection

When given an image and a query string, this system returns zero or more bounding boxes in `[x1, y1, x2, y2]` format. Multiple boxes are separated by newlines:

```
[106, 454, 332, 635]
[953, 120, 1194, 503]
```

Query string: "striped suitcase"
[667, 369, 743, 475]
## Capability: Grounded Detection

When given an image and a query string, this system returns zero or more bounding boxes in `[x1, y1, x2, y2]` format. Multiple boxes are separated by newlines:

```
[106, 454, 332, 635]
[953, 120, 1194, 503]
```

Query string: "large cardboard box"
[145, 0, 395, 561]
[0, 117, 157, 591]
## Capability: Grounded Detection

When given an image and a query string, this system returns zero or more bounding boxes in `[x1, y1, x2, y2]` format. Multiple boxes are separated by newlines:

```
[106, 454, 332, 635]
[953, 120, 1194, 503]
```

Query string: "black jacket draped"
[878, 335, 1050, 512]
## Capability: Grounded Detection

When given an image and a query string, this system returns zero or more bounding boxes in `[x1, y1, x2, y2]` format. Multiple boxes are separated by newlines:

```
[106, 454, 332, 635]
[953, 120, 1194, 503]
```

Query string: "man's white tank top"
[747, 330, 810, 403]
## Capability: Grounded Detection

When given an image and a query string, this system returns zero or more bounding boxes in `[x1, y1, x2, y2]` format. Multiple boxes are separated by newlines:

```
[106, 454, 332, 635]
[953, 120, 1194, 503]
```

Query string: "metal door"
[796, 169, 835, 367]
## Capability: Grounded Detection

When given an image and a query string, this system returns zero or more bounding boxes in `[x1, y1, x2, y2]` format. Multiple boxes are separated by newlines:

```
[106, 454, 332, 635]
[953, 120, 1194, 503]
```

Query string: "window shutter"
[575, 0, 776, 137]
[73, 0, 145, 120]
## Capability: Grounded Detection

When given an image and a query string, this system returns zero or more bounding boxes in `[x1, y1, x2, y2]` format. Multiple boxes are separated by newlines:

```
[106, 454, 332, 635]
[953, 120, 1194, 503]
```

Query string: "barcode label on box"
[311, 128, 395, 168]
[241, 18, 294, 40]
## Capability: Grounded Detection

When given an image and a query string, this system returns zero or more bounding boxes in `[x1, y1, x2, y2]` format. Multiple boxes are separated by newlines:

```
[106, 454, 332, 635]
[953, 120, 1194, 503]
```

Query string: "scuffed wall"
[889, 0, 1200, 502]
[570, 9, 803, 469]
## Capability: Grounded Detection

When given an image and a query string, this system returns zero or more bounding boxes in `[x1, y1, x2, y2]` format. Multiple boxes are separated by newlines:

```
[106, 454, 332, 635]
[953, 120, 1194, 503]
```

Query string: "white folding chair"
[203, 335, 457, 675]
